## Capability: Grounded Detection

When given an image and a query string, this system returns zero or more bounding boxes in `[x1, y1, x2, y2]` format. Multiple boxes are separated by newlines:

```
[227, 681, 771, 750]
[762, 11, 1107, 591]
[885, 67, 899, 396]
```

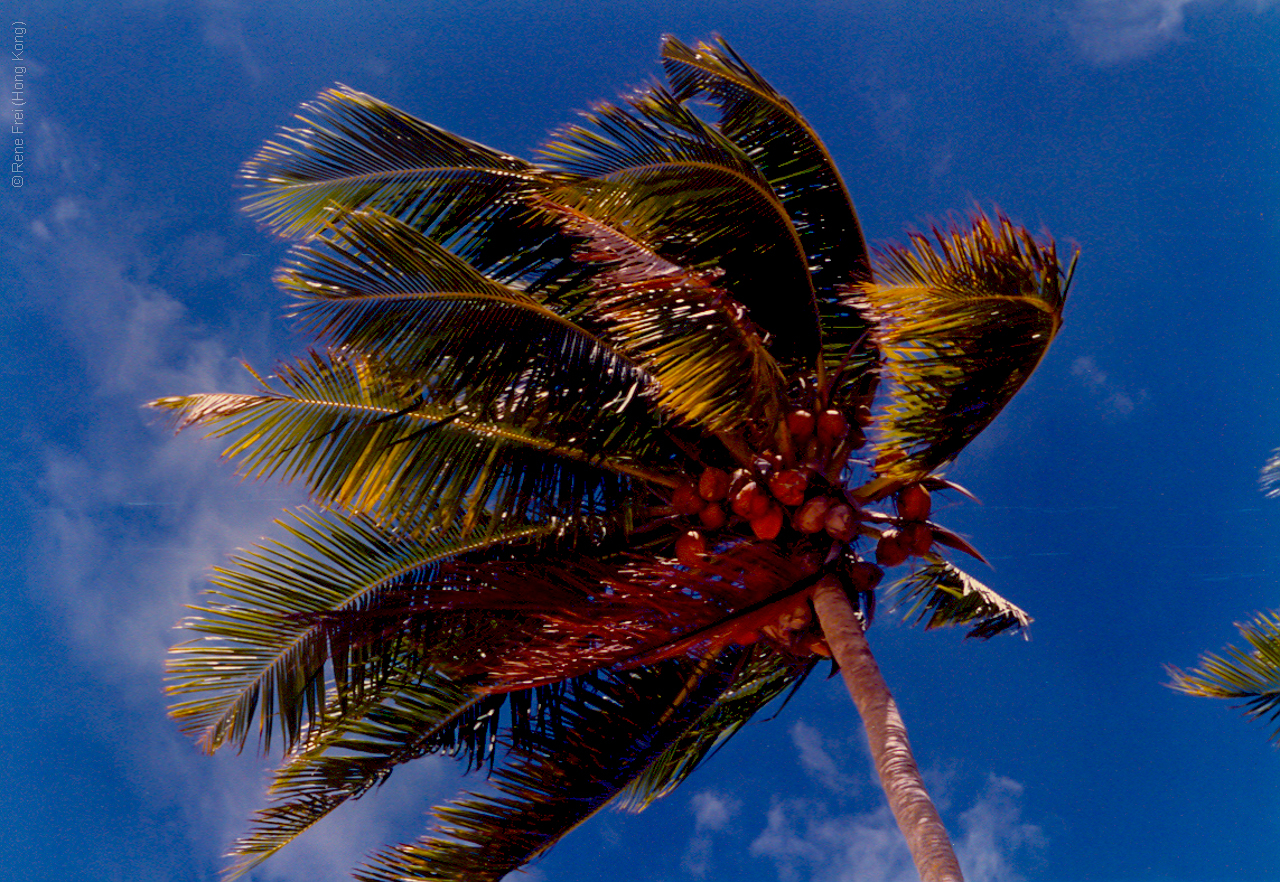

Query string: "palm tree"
[153, 37, 1072, 882]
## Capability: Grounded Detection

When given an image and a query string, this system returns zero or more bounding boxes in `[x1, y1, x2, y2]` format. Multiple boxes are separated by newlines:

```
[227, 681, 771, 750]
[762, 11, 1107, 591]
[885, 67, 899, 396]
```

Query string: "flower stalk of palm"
[151, 37, 1071, 882]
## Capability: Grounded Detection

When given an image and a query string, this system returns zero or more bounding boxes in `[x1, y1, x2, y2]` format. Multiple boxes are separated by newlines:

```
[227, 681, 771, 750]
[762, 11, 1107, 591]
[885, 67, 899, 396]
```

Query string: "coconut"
[793, 496, 833, 533]
[816, 408, 849, 444]
[846, 560, 884, 592]
[875, 530, 910, 567]
[675, 530, 707, 567]
[731, 481, 772, 520]
[672, 482, 706, 516]
[824, 502, 858, 542]
[902, 521, 934, 556]
[768, 469, 808, 506]
[698, 467, 732, 502]
[698, 502, 728, 530]
[897, 483, 931, 521]
[786, 409, 816, 444]
[750, 503, 785, 540]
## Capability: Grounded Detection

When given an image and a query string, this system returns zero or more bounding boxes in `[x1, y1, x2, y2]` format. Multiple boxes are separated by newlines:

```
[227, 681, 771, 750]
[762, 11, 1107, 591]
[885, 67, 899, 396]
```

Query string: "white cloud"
[683, 790, 743, 878]
[790, 720, 862, 795]
[1070, 354, 1144, 419]
[692, 790, 740, 832]
[4, 115, 452, 882]
[748, 729, 1043, 881]
[1064, 0, 1277, 65]
[955, 776, 1046, 882]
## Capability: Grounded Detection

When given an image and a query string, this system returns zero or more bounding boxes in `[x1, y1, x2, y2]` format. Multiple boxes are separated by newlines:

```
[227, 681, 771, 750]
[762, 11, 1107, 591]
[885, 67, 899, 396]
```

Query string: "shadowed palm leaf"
[887, 560, 1032, 639]
[155, 36, 1072, 882]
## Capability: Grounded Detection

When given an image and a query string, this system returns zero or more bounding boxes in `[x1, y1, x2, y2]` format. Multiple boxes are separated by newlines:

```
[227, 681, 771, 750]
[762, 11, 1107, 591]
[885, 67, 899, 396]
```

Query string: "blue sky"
[3, 1, 1279, 880]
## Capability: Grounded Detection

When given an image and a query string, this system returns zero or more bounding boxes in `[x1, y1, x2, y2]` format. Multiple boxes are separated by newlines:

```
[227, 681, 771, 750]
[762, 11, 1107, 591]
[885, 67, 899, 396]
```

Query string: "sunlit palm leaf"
[887, 560, 1031, 639]
[541, 88, 822, 362]
[241, 85, 543, 242]
[150, 351, 673, 531]
[354, 658, 739, 882]
[855, 213, 1073, 478]
[1169, 611, 1280, 743]
[550, 202, 786, 433]
[166, 508, 554, 753]
[661, 36, 874, 382]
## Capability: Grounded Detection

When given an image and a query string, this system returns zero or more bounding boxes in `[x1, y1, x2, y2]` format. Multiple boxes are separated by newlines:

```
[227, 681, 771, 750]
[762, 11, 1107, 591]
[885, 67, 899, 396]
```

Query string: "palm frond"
[1261, 448, 1280, 498]
[1169, 611, 1280, 743]
[166, 508, 555, 754]
[660, 36, 874, 381]
[149, 350, 673, 531]
[226, 674, 500, 878]
[276, 207, 655, 421]
[618, 645, 815, 810]
[886, 560, 1031, 639]
[353, 658, 739, 882]
[855, 212, 1073, 478]
[241, 85, 544, 242]
[540, 88, 823, 362]
[549, 201, 786, 433]
[410, 542, 822, 692]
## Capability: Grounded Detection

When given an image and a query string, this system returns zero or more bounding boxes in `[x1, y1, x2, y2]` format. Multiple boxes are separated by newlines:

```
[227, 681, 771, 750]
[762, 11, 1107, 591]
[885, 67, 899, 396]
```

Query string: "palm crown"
[152, 37, 1072, 882]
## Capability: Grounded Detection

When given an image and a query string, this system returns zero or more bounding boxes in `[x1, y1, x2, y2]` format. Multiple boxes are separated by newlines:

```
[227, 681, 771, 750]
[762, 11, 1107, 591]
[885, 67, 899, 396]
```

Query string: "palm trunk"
[810, 578, 964, 882]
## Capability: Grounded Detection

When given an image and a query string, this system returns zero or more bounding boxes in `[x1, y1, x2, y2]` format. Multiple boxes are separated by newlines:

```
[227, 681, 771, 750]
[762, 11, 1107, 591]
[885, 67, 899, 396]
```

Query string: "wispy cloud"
[790, 720, 862, 795]
[1070, 354, 1145, 419]
[749, 779, 1042, 882]
[747, 724, 1043, 881]
[683, 790, 743, 879]
[7, 115, 459, 881]
[1064, 0, 1277, 65]
[956, 776, 1046, 881]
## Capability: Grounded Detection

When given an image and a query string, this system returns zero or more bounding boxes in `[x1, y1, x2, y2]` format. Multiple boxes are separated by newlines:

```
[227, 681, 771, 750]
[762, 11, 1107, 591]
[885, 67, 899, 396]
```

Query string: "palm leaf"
[400, 540, 826, 692]
[660, 36, 874, 383]
[886, 560, 1031, 639]
[1169, 611, 1280, 743]
[540, 88, 823, 363]
[166, 508, 555, 754]
[353, 658, 739, 882]
[855, 212, 1073, 478]
[275, 207, 656, 424]
[617, 645, 815, 810]
[226, 674, 500, 878]
[1261, 447, 1280, 498]
[241, 85, 543, 242]
[149, 350, 674, 531]
[549, 201, 786, 434]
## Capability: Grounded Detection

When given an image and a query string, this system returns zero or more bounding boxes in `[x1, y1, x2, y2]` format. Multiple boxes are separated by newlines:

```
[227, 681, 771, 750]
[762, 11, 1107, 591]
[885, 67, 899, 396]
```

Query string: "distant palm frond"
[1169, 611, 1280, 744]
[1261, 447, 1280, 498]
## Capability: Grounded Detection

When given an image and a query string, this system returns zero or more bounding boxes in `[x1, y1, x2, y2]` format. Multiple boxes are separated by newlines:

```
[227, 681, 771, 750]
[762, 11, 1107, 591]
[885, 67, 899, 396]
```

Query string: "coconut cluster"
[667, 406, 939, 656]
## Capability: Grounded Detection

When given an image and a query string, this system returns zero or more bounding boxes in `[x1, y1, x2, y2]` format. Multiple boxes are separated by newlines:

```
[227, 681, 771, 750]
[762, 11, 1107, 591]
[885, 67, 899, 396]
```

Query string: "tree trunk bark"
[810, 578, 964, 882]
